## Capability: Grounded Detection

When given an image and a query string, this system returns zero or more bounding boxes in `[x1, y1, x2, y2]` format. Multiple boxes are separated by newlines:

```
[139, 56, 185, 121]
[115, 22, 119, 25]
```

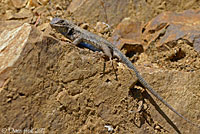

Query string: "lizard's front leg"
[72, 37, 83, 46]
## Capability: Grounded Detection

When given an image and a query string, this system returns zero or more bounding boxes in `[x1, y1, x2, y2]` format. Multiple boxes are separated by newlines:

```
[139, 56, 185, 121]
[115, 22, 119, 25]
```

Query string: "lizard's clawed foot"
[99, 58, 118, 80]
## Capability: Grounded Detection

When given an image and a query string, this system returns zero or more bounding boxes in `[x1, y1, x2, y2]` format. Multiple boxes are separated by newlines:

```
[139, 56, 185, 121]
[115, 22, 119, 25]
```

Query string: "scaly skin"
[50, 17, 199, 128]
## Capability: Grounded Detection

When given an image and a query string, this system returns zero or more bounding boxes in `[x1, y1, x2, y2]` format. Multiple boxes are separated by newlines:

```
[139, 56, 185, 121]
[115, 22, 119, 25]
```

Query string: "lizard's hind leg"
[110, 58, 118, 80]
[99, 56, 118, 80]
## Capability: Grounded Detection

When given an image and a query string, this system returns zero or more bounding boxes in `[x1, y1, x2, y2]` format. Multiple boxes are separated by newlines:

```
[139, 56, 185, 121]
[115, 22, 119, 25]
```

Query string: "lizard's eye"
[58, 20, 65, 24]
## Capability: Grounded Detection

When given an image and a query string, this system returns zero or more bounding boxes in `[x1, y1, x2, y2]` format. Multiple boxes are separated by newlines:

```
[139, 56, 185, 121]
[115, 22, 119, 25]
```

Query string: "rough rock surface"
[0, 23, 32, 88]
[141, 10, 200, 72]
[0, 0, 200, 134]
[68, 0, 131, 27]
[143, 10, 200, 52]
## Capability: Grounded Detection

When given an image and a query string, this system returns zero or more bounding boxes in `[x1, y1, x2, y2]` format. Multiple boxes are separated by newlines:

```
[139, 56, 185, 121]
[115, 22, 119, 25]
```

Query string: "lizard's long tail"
[113, 48, 200, 128]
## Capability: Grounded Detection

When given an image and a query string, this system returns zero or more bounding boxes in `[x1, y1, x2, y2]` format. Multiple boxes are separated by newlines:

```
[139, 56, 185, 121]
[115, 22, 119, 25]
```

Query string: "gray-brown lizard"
[50, 17, 199, 128]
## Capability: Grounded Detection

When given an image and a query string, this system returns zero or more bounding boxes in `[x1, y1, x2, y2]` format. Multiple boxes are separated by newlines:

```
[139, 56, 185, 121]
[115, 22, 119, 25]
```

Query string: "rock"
[116, 38, 144, 59]
[0, 20, 24, 32]
[0, 0, 199, 133]
[104, 125, 114, 132]
[3, 10, 14, 20]
[0, 22, 138, 133]
[113, 18, 143, 41]
[67, 0, 130, 26]
[38, 0, 50, 5]
[0, 19, 199, 133]
[143, 10, 200, 52]
[4, 8, 33, 20]
[37, 22, 49, 31]
[13, 8, 33, 19]
[0, 23, 32, 88]
[193, 35, 200, 52]
[26, 0, 40, 8]
[140, 68, 200, 133]
[80, 22, 89, 30]
[110, 18, 144, 59]
[67, 0, 87, 13]
[11, 0, 28, 9]
[95, 21, 110, 34]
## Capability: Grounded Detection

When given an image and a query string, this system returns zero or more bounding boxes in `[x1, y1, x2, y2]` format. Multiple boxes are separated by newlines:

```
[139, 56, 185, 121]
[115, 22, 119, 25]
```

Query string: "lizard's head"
[50, 17, 75, 37]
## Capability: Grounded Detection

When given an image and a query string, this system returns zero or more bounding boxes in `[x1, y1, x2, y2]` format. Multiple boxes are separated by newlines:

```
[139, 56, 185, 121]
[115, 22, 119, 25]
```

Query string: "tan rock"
[13, 8, 33, 19]
[0, 23, 32, 88]
[11, 0, 28, 9]
[67, 0, 87, 13]
[67, 0, 130, 27]
[0, 20, 24, 32]
[95, 21, 110, 34]
[26, 0, 39, 8]
[0, 23, 199, 133]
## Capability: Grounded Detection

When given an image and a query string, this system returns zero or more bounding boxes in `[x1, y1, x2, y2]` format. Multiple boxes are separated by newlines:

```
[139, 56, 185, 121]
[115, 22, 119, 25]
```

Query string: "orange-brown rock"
[110, 18, 144, 61]
[143, 10, 200, 52]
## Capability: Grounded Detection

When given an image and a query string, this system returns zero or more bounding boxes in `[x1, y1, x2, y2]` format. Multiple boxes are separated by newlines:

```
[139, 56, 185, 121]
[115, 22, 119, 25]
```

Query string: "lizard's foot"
[99, 58, 118, 80]
[110, 58, 118, 81]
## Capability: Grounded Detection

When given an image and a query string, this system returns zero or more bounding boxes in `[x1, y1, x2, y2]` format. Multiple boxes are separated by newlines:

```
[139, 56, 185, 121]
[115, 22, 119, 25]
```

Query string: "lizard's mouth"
[50, 23, 65, 28]
[50, 18, 66, 28]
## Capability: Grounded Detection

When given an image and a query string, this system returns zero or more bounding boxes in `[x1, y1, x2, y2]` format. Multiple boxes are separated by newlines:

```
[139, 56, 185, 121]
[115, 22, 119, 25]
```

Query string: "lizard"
[50, 17, 199, 128]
